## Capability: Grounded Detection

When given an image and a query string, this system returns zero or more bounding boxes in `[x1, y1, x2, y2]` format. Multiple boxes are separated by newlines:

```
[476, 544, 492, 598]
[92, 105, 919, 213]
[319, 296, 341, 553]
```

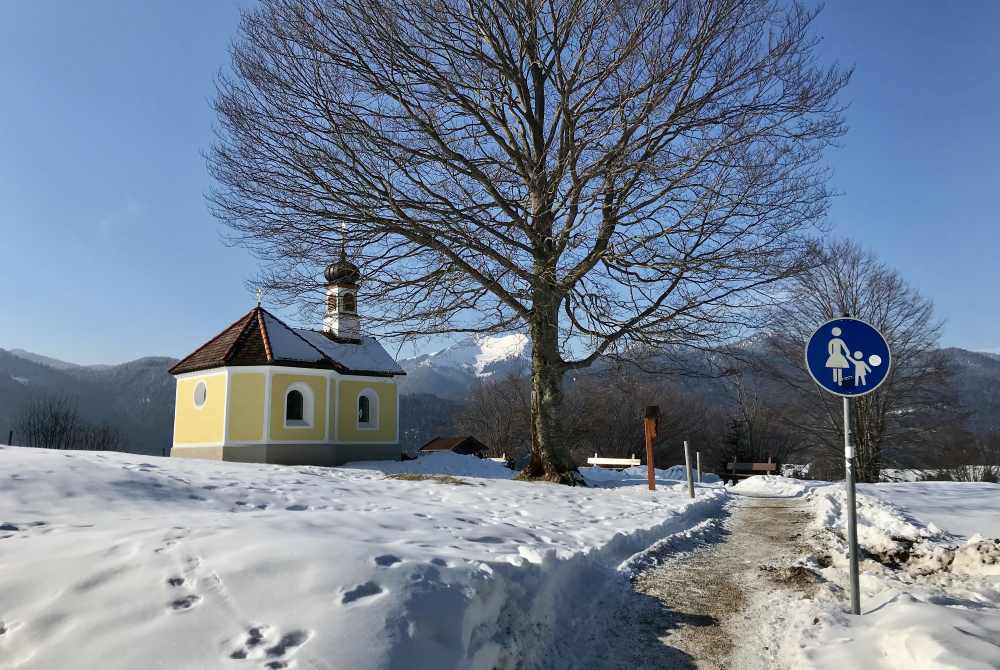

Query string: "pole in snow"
[644, 405, 659, 492]
[696, 451, 702, 483]
[805, 316, 892, 617]
[844, 396, 861, 615]
[683, 440, 695, 498]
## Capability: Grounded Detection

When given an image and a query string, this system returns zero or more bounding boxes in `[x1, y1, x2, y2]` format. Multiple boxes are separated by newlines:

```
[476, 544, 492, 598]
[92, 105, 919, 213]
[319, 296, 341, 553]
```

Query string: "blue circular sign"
[805, 318, 891, 397]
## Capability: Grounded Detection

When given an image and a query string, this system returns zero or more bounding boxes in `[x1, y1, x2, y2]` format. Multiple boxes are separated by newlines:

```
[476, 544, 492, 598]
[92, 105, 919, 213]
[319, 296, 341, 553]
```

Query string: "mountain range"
[2, 337, 998, 455]
[0, 348, 177, 454]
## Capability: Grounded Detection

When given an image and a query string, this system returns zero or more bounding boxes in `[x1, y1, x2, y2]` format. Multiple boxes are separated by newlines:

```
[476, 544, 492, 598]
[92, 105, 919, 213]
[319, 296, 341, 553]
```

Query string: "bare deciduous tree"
[719, 373, 801, 466]
[564, 363, 725, 470]
[455, 374, 531, 459]
[767, 239, 954, 482]
[79, 421, 127, 453]
[15, 396, 81, 450]
[209, 0, 849, 481]
[14, 396, 129, 453]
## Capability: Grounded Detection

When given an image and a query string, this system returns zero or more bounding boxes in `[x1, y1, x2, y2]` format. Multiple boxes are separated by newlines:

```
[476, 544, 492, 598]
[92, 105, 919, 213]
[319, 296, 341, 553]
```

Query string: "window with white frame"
[284, 382, 314, 428]
[357, 388, 379, 429]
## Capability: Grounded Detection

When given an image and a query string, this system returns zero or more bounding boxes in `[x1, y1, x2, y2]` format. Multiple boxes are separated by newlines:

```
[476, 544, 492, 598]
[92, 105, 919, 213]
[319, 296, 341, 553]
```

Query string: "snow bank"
[345, 450, 516, 479]
[731, 474, 823, 498]
[0, 446, 725, 669]
[804, 590, 1000, 670]
[790, 481, 1000, 669]
[579, 464, 721, 486]
[860, 481, 1000, 539]
[812, 484, 945, 558]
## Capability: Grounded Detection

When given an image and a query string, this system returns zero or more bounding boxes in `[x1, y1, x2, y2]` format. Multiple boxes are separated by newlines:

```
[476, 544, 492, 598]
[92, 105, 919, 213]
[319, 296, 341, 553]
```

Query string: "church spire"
[323, 244, 361, 341]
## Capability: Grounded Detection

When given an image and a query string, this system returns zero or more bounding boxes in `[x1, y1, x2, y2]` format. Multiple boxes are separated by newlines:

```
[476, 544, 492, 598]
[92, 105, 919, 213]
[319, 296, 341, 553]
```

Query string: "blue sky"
[1, 1, 997, 365]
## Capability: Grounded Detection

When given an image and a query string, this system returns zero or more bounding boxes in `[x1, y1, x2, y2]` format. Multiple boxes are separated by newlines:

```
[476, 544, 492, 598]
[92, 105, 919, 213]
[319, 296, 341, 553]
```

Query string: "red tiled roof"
[168, 306, 333, 375]
[168, 309, 262, 375]
[169, 306, 407, 376]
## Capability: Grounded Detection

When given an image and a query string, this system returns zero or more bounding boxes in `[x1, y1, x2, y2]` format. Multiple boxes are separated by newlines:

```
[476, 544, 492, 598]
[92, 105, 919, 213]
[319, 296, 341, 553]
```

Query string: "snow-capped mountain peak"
[398, 334, 531, 397]
[471, 333, 530, 375]
[418, 333, 530, 376]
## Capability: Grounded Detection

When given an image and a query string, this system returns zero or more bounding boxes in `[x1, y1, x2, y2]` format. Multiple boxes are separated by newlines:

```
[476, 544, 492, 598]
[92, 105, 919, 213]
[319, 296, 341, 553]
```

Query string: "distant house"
[420, 436, 489, 456]
[168, 249, 406, 466]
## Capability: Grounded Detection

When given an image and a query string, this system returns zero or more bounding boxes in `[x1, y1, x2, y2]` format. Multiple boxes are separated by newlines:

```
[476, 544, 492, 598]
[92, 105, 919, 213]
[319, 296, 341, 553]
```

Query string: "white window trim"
[193, 380, 208, 410]
[357, 388, 379, 431]
[283, 382, 315, 429]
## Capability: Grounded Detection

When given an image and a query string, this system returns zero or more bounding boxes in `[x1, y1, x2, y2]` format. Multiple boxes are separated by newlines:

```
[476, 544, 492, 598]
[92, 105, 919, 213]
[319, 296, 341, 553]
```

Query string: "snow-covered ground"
[5, 447, 997, 670]
[860, 481, 1000, 540]
[738, 476, 1000, 669]
[578, 464, 721, 487]
[0, 446, 724, 670]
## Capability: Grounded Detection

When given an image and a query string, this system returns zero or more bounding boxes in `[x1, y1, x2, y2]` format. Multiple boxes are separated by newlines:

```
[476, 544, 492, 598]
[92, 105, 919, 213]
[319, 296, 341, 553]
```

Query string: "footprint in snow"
[341, 581, 384, 605]
[285, 504, 308, 512]
[373, 554, 401, 567]
[229, 625, 310, 665]
[170, 594, 202, 611]
[166, 576, 185, 588]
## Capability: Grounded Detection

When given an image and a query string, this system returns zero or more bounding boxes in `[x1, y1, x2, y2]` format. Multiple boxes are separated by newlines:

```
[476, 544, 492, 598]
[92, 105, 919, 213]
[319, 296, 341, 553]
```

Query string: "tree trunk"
[519, 296, 575, 483]
[854, 398, 881, 483]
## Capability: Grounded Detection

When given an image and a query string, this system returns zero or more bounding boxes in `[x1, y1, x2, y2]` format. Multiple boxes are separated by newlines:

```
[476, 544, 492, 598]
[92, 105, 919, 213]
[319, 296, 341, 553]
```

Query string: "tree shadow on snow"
[580, 518, 735, 669]
[581, 587, 713, 670]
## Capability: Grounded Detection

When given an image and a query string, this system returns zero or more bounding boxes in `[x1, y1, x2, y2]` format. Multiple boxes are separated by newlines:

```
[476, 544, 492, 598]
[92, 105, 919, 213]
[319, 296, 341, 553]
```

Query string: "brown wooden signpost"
[644, 405, 659, 491]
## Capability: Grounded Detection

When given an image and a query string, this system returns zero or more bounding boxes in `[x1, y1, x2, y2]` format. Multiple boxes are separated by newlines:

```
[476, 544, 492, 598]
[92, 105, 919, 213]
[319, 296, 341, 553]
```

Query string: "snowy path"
[592, 494, 815, 669]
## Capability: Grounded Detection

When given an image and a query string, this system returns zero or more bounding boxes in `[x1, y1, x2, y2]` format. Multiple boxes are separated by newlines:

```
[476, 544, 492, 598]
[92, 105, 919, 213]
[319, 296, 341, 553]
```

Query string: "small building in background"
[419, 436, 489, 457]
[168, 249, 406, 466]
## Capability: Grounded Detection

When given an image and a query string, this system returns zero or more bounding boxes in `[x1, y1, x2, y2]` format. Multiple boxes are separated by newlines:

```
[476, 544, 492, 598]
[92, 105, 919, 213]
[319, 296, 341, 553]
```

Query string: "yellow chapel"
[168, 252, 405, 466]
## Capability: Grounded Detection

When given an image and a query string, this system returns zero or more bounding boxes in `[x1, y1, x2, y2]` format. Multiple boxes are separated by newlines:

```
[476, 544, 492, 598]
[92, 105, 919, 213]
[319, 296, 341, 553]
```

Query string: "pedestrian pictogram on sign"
[805, 318, 891, 397]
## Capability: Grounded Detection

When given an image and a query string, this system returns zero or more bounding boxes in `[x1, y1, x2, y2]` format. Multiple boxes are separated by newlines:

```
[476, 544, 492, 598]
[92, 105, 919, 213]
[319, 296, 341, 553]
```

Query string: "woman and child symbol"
[826, 326, 884, 387]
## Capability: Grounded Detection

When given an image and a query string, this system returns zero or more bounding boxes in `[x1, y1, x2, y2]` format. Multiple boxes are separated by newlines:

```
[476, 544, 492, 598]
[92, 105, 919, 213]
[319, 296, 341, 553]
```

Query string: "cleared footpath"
[589, 493, 816, 670]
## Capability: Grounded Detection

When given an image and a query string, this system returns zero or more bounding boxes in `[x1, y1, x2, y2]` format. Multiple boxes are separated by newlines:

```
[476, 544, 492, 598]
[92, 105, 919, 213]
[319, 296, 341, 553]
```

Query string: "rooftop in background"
[419, 436, 489, 455]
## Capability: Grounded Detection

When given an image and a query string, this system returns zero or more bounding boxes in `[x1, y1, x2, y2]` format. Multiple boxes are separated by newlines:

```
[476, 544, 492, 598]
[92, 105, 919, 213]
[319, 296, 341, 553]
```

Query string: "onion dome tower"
[323, 245, 361, 341]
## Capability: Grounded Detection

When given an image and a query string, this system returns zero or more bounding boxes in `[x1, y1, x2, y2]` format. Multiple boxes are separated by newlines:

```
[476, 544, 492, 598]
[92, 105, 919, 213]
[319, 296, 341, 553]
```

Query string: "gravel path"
[588, 494, 816, 670]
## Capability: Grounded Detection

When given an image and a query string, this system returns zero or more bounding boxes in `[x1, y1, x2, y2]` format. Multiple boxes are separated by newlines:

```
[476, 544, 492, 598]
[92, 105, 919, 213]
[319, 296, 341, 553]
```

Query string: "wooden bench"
[725, 457, 777, 480]
[587, 453, 641, 469]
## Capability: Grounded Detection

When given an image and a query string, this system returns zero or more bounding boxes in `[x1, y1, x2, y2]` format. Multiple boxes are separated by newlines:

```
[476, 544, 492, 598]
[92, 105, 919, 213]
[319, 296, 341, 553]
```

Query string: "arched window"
[357, 389, 379, 429]
[342, 292, 356, 313]
[284, 383, 314, 428]
[286, 390, 304, 422]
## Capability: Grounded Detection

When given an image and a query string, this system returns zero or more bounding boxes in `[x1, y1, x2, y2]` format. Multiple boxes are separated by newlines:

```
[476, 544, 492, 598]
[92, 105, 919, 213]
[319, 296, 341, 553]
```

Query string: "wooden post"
[644, 405, 659, 491]
[6, 430, 11, 446]
[683, 440, 695, 498]
[696, 451, 702, 483]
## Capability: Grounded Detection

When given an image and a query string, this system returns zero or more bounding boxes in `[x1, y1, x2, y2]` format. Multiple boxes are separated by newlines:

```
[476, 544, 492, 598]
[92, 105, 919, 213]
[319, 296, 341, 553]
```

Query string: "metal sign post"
[683, 440, 695, 498]
[843, 396, 860, 615]
[805, 317, 891, 617]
